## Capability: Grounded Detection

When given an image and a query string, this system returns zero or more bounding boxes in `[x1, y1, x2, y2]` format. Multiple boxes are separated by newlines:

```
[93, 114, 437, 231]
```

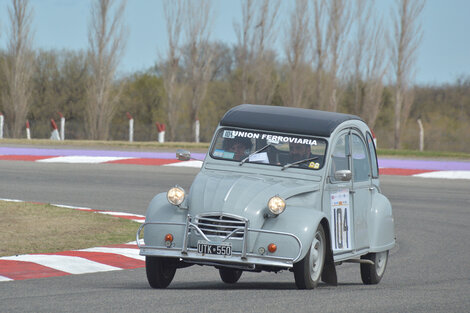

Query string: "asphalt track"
[1, 160, 469, 312]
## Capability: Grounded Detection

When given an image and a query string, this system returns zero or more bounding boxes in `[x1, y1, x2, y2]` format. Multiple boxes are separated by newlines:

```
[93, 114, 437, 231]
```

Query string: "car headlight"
[167, 186, 185, 206]
[268, 196, 286, 215]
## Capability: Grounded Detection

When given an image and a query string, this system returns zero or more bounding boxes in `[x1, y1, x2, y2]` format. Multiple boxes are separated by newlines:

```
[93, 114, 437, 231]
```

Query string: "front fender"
[368, 193, 396, 252]
[143, 193, 188, 248]
[254, 206, 326, 262]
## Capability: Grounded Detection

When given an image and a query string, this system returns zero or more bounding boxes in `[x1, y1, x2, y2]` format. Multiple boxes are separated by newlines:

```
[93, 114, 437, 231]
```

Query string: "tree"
[391, 0, 425, 149]
[181, 0, 215, 142]
[161, 0, 184, 141]
[86, 0, 127, 140]
[283, 0, 312, 108]
[350, 0, 388, 129]
[1, 0, 34, 138]
[324, 0, 352, 112]
[29, 49, 89, 139]
[233, 0, 280, 106]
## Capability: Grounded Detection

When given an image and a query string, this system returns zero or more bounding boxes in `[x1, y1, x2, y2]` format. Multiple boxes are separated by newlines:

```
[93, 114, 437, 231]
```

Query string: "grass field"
[0, 201, 140, 257]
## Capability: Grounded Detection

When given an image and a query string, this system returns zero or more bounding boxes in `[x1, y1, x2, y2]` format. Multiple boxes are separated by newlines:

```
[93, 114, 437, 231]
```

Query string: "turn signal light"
[268, 243, 277, 253]
[165, 233, 173, 242]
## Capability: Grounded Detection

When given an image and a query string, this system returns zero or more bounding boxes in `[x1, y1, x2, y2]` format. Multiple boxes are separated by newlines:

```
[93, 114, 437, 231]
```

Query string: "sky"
[0, 0, 469, 86]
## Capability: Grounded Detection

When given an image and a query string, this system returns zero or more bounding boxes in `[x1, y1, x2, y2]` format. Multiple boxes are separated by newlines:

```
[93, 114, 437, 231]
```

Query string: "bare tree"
[324, 0, 352, 112]
[1, 0, 34, 138]
[86, 0, 127, 140]
[350, 0, 388, 129]
[233, 0, 255, 104]
[283, 0, 312, 108]
[161, 0, 184, 141]
[233, 0, 280, 105]
[181, 0, 215, 142]
[311, 0, 327, 109]
[391, 0, 425, 149]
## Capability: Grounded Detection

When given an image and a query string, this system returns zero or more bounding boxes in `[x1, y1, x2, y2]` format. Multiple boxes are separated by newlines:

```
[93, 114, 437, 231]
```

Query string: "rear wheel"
[219, 268, 243, 284]
[293, 224, 326, 289]
[360, 250, 389, 284]
[146, 256, 177, 289]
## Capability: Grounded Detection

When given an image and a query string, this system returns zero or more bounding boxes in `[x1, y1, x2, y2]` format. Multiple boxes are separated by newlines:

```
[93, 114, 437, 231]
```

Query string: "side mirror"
[334, 170, 352, 182]
[176, 149, 191, 161]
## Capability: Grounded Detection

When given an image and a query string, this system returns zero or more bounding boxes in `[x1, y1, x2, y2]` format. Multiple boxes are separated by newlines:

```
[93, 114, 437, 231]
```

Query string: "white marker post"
[50, 119, 60, 140]
[126, 112, 134, 142]
[0, 113, 3, 139]
[417, 118, 424, 151]
[59, 112, 65, 141]
[26, 120, 31, 140]
[194, 119, 200, 143]
[156, 122, 166, 143]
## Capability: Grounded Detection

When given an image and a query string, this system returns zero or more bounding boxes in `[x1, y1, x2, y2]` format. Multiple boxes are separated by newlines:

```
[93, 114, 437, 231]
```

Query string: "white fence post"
[156, 122, 166, 143]
[194, 119, 200, 143]
[50, 119, 60, 140]
[417, 118, 424, 151]
[0, 113, 3, 139]
[126, 112, 134, 142]
[59, 112, 65, 141]
[26, 120, 31, 140]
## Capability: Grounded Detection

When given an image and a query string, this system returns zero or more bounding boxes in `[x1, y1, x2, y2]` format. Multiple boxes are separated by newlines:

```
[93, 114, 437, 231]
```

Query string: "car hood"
[188, 170, 319, 229]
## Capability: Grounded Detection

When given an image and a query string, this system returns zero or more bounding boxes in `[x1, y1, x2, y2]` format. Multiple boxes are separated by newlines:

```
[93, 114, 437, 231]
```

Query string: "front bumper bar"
[137, 214, 303, 269]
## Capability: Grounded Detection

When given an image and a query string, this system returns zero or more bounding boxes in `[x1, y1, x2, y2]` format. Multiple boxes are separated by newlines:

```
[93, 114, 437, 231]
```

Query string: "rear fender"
[368, 193, 396, 251]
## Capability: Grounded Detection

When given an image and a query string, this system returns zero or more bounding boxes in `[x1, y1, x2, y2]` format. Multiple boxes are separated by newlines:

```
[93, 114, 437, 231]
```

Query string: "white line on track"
[0, 255, 121, 274]
[79, 247, 145, 261]
[36, 156, 132, 164]
[164, 160, 202, 168]
[0, 275, 13, 282]
[413, 170, 470, 180]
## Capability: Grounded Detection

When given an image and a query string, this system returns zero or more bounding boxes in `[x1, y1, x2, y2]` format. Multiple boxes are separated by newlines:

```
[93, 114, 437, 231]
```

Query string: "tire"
[293, 224, 326, 289]
[219, 268, 242, 284]
[146, 256, 177, 289]
[360, 250, 389, 285]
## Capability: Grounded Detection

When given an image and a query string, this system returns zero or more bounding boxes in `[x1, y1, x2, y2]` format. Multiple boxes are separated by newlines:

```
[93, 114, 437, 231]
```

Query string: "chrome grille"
[194, 214, 246, 239]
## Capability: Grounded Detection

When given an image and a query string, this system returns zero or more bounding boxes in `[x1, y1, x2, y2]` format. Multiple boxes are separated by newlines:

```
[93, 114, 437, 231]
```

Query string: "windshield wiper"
[239, 143, 273, 166]
[281, 156, 319, 171]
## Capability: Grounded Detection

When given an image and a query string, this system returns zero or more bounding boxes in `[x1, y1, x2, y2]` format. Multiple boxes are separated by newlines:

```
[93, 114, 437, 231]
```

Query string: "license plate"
[197, 241, 232, 256]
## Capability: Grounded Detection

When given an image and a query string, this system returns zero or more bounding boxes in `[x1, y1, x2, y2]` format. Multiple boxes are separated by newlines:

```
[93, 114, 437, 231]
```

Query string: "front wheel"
[146, 256, 177, 289]
[293, 224, 326, 289]
[219, 268, 243, 284]
[360, 250, 389, 285]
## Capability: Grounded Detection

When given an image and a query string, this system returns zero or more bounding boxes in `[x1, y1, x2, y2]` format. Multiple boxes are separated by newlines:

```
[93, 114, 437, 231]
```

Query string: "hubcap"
[309, 230, 324, 281]
[375, 251, 388, 276]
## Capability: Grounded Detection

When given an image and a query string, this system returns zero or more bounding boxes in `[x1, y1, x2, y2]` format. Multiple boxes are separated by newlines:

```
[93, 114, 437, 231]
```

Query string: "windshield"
[210, 128, 327, 170]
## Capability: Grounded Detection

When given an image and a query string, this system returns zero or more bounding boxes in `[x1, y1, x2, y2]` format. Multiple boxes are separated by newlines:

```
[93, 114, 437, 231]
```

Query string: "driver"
[288, 142, 312, 163]
[225, 137, 253, 161]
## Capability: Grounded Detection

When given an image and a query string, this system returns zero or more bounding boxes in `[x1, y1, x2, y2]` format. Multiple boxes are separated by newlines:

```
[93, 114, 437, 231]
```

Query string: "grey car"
[137, 104, 395, 289]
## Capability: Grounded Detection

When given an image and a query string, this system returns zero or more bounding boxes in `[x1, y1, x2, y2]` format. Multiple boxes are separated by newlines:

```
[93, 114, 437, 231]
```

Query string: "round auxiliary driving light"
[267, 196, 286, 215]
[167, 186, 185, 206]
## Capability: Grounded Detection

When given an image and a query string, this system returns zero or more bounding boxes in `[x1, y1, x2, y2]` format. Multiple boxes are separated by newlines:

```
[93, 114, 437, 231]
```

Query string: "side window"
[367, 132, 379, 178]
[330, 134, 349, 182]
[351, 134, 371, 182]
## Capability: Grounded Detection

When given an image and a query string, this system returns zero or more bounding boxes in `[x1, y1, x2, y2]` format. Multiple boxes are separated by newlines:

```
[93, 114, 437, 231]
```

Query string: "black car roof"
[219, 104, 363, 137]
